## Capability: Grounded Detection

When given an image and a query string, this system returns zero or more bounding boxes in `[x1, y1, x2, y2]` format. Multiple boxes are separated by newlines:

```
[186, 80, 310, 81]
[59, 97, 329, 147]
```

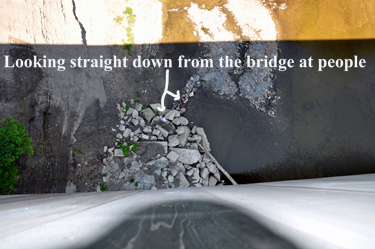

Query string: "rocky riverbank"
[100, 101, 224, 191]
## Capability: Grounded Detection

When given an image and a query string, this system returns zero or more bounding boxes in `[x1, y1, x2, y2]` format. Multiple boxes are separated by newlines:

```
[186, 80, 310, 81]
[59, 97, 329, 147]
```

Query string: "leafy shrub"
[0, 117, 34, 194]
[100, 183, 106, 191]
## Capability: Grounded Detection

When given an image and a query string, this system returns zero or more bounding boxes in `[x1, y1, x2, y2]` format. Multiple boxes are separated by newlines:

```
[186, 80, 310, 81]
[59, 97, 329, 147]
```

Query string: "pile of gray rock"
[99, 101, 224, 191]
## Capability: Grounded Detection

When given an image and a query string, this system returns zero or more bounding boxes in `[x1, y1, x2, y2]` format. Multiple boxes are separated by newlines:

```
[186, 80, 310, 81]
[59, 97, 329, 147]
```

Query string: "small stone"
[188, 134, 202, 143]
[168, 175, 174, 182]
[195, 183, 202, 187]
[172, 118, 181, 125]
[141, 108, 156, 122]
[179, 172, 189, 188]
[152, 129, 160, 136]
[151, 186, 157, 190]
[120, 120, 125, 125]
[178, 126, 190, 146]
[139, 118, 145, 127]
[111, 128, 116, 132]
[123, 128, 132, 138]
[127, 108, 134, 116]
[104, 146, 108, 153]
[170, 148, 201, 164]
[119, 125, 125, 131]
[108, 147, 114, 153]
[134, 103, 142, 112]
[179, 117, 189, 126]
[207, 162, 216, 173]
[161, 170, 167, 178]
[143, 126, 152, 133]
[132, 119, 139, 126]
[154, 169, 161, 176]
[132, 110, 139, 119]
[176, 126, 185, 135]
[214, 171, 221, 181]
[114, 149, 124, 157]
[191, 126, 197, 134]
[200, 168, 209, 179]
[176, 163, 185, 171]
[116, 134, 123, 139]
[202, 154, 211, 163]
[156, 125, 169, 137]
[165, 110, 180, 120]
[192, 168, 200, 183]
[202, 176, 209, 187]
[119, 172, 125, 179]
[171, 169, 178, 176]
[180, 108, 186, 113]
[168, 136, 179, 147]
[141, 134, 149, 140]
[167, 151, 179, 162]
[208, 176, 218, 186]
[150, 136, 157, 141]
[133, 128, 141, 135]
[190, 143, 198, 150]
[150, 103, 162, 112]
[133, 136, 139, 142]
[186, 169, 193, 176]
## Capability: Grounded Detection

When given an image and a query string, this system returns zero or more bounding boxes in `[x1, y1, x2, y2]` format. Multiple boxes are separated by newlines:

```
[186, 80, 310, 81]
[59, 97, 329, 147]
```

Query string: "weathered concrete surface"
[0, 0, 280, 193]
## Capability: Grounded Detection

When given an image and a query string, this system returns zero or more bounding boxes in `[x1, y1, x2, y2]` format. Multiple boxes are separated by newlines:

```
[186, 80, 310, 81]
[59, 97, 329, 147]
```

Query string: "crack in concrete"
[72, 0, 87, 47]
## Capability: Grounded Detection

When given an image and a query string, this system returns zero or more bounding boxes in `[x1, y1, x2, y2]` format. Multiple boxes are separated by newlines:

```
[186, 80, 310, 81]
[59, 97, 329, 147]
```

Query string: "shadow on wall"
[1, 39, 375, 194]
[78, 200, 299, 249]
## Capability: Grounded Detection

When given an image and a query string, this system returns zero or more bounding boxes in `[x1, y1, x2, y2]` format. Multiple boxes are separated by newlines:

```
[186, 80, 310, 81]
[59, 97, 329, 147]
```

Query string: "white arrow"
[158, 69, 180, 112]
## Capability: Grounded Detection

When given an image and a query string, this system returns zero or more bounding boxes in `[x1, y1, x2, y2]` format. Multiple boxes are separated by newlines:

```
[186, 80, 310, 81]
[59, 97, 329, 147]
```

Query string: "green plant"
[124, 7, 133, 15]
[131, 178, 134, 183]
[0, 117, 34, 194]
[114, 16, 123, 24]
[128, 142, 139, 151]
[102, 173, 107, 177]
[117, 141, 130, 157]
[124, 102, 130, 116]
[141, 106, 148, 110]
[100, 183, 106, 191]
[135, 182, 138, 187]
[161, 168, 164, 172]
[121, 39, 132, 52]
[134, 100, 142, 105]
[73, 147, 83, 154]
[131, 145, 139, 151]
[136, 91, 143, 99]
[135, 79, 139, 83]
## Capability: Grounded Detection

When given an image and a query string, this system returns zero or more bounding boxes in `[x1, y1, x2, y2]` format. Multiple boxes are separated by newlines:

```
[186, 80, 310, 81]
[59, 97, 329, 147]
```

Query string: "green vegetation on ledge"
[0, 117, 34, 195]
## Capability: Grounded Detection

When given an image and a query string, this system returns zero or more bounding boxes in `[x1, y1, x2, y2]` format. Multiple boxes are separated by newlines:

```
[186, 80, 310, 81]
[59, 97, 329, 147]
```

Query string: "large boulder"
[170, 148, 201, 164]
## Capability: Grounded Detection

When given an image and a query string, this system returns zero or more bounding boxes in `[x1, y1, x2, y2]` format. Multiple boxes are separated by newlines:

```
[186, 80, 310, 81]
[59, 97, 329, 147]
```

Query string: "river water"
[158, 0, 375, 182]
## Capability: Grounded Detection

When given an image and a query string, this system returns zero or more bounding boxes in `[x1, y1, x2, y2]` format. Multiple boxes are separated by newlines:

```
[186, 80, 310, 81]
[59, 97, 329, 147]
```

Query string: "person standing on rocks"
[160, 115, 167, 123]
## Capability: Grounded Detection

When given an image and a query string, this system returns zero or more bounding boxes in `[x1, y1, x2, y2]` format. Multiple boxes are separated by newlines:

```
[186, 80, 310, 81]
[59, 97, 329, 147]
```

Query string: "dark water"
[185, 39, 375, 181]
